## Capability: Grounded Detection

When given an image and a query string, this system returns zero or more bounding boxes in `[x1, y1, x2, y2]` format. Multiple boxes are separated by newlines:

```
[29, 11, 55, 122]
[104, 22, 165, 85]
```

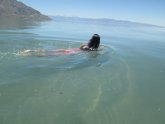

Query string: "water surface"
[0, 20, 165, 124]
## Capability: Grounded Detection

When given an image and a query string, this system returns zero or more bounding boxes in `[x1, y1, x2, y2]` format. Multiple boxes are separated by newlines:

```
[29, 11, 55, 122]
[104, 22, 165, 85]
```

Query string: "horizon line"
[48, 15, 164, 28]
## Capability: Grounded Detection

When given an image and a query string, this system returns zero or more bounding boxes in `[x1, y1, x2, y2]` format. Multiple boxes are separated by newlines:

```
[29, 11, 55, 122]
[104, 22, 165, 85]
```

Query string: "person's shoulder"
[80, 44, 90, 51]
[80, 44, 98, 51]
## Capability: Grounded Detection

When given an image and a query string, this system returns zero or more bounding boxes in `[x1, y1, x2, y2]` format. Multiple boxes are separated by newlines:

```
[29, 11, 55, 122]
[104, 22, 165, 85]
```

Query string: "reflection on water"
[0, 20, 165, 124]
[0, 18, 42, 29]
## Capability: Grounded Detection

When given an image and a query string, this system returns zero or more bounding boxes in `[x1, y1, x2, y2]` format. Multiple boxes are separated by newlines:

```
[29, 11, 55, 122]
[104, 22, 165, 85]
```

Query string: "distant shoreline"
[51, 15, 164, 28]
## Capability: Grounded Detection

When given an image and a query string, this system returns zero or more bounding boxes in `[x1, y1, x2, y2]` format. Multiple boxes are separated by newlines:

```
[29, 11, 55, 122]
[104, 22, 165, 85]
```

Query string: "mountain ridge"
[0, 0, 51, 21]
[52, 15, 163, 28]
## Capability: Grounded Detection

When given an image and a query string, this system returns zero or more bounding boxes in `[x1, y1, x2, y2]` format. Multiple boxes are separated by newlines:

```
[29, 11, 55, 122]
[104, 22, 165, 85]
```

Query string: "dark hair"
[88, 34, 100, 49]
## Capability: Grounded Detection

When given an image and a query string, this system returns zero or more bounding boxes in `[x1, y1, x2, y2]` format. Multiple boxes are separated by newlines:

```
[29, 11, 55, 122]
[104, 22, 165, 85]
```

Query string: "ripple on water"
[15, 44, 114, 71]
[72, 49, 131, 124]
[0, 39, 131, 124]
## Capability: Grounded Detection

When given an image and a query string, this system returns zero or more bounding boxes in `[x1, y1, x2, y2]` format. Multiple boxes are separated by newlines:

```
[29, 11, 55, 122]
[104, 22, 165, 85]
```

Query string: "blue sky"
[20, 0, 165, 26]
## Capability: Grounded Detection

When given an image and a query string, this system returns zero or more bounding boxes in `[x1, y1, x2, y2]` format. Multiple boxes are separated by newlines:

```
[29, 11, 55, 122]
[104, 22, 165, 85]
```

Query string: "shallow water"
[0, 20, 165, 124]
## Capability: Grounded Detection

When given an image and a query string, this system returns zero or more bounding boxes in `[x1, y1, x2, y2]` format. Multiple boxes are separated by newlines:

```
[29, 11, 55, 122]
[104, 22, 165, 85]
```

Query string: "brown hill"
[0, 0, 51, 21]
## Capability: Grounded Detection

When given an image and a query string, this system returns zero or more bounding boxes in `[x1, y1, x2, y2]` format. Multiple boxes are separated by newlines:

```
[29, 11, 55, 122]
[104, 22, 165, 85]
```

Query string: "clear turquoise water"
[0, 20, 165, 124]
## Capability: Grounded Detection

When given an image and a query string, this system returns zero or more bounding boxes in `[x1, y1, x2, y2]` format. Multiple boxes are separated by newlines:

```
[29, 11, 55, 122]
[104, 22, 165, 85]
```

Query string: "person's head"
[88, 34, 100, 49]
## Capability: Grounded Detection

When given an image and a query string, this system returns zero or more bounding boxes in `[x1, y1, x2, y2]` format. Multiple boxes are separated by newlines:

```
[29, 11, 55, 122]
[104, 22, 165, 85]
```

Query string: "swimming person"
[19, 34, 101, 56]
[80, 34, 100, 51]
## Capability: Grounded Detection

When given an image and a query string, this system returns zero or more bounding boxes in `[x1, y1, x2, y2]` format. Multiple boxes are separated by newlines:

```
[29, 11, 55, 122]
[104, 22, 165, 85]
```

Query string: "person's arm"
[80, 44, 86, 50]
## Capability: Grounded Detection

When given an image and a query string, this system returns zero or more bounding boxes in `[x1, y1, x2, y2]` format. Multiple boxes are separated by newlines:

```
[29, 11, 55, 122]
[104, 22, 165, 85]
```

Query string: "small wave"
[0, 51, 15, 59]
[56, 45, 114, 70]
[14, 43, 114, 71]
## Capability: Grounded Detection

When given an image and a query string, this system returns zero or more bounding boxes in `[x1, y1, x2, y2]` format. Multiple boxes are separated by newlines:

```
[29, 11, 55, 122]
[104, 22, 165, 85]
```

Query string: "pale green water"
[0, 20, 165, 124]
